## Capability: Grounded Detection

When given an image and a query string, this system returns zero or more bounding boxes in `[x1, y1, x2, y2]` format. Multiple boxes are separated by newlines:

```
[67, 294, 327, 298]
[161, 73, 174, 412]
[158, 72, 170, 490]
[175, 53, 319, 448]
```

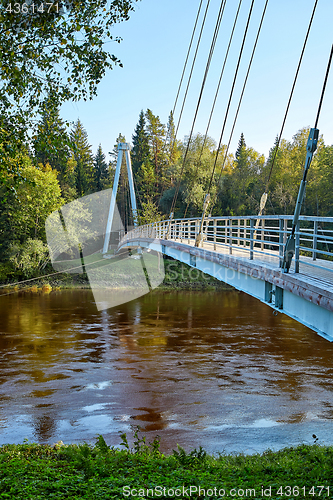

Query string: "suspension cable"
[168, 0, 227, 220]
[163, 0, 204, 156]
[262, 0, 319, 196]
[206, 0, 255, 196]
[158, 0, 209, 208]
[209, 0, 269, 215]
[171, 0, 204, 127]
[172, 0, 211, 150]
[183, 0, 243, 218]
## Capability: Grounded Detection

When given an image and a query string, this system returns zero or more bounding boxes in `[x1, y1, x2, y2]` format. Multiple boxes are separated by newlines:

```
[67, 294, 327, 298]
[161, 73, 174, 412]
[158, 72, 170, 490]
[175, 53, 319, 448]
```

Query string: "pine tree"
[94, 144, 109, 191]
[131, 110, 150, 175]
[70, 119, 94, 196]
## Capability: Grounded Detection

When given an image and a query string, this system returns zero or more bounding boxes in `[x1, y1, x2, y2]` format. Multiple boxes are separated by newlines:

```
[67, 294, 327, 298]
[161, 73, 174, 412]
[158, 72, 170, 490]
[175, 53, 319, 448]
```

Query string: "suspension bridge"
[115, 2, 333, 341]
[46, 0, 333, 341]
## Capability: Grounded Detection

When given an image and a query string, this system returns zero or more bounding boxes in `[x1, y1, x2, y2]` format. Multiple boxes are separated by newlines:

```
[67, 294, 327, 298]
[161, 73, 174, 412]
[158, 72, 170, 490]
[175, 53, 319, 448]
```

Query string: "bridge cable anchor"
[195, 193, 211, 247]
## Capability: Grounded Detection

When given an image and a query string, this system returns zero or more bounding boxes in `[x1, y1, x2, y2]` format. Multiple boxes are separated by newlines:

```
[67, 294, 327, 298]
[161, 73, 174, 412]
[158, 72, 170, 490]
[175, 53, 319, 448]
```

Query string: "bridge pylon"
[102, 142, 138, 254]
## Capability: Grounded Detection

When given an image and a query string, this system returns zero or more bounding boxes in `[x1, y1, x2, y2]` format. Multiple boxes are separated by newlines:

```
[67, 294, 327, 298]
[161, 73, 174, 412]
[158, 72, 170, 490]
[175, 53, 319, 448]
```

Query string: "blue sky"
[61, 0, 333, 160]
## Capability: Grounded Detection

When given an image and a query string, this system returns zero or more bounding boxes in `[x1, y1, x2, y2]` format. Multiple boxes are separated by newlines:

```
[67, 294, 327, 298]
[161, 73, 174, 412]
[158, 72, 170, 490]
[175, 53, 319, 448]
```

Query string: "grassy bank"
[0, 434, 332, 499]
[1, 257, 232, 293]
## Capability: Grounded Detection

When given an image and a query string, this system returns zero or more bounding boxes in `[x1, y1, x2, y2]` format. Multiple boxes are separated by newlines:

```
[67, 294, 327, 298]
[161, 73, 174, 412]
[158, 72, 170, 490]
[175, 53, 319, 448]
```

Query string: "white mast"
[102, 143, 138, 254]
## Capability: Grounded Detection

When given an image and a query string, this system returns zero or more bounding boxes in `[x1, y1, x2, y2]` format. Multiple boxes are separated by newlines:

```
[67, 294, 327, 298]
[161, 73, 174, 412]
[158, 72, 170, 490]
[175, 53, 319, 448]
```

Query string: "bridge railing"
[121, 215, 333, 274]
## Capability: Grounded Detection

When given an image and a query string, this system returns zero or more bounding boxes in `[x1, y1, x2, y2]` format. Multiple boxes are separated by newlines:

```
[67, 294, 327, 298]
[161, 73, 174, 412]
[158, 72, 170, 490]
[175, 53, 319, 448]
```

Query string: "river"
[0, 288, 333, 454]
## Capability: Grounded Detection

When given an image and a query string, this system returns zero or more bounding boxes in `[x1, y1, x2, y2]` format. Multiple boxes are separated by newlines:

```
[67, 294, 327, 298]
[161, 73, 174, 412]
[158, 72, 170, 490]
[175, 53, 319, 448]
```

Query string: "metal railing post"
[313, 220, 318, 260]
[250, 218, 254, 260]
[284, 219, 288, 244]
[295, 221, 300, 273]
[279, 218, 284, 268]
[229, 219, 232, 255]
[214, 219, 217, 251]
[261, 219, 265, 251]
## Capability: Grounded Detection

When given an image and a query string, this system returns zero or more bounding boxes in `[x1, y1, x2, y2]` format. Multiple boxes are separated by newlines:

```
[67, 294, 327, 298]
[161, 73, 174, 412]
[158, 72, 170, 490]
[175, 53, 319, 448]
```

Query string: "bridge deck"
[176, 236, 333, 291]
[120, 216, 333, 339]
[122, 235, 333, 315]
[176, 237, 333, 307]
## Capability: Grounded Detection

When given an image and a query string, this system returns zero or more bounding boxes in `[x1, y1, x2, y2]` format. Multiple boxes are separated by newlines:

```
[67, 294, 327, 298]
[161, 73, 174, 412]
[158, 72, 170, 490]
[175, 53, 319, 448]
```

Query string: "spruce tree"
[131, 110, 150, 175]
[94, 144, 109, 191]
[145, 110, 166, 172]
[70, 119, 94, 196]
[235, 133, 246, 160]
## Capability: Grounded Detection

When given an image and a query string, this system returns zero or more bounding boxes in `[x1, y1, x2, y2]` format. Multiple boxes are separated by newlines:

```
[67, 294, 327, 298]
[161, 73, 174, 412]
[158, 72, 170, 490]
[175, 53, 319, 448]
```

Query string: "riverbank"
[0, 436, 331, 499]
[0, 257, 233, 293]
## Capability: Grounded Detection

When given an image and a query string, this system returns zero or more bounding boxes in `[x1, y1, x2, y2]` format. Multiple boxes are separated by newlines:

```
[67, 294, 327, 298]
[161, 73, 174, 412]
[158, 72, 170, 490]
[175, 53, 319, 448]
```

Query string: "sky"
[61, 0, 333, 160]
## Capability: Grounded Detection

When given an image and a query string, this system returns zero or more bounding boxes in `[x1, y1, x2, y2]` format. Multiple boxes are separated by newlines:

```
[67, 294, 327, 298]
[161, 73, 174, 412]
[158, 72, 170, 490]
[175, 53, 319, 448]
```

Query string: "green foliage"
[172, 445, 207, 467]
[94, 144, 109, 191]
[0, 0, 137, 121]
[131, 109, 182, 210]
[216, 133, 265, 216]
[166, 133, 230, 217]
[262, 127, 328, 216]
[139, 197, 163, 225]
[131, 109, 150, 176]
[70, 119, 94, 196]
[9, 238, 49, 277]
[0, 159, 63, 256]
[33, 99, 71, 180]
[120, 427, 161, 456]
[0, 124, 28, 196]
[165, 110, 180, 167]
[0, 0, 138, 196]
[161, 257, 228, 290]
[235, 132, 246, 160]
[0, 159, 63, 279]
[0, 441, 333, 499]
[145, 109, 167, 191]
[137, 159, 156, 199]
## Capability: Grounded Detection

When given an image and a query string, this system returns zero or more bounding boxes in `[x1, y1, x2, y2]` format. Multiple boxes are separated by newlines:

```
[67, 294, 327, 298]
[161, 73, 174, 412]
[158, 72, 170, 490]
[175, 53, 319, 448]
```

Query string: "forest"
[1, 104, 333, 283]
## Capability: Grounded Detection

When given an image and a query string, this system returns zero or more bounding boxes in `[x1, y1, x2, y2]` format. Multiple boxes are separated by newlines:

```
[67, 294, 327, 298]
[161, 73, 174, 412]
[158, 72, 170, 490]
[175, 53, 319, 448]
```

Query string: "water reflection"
[0, 288, 333, 453]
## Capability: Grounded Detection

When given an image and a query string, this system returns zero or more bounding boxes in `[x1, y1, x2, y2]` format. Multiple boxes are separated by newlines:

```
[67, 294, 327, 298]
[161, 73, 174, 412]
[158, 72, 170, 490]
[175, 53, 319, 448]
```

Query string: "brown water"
[0, 288, 333, 454]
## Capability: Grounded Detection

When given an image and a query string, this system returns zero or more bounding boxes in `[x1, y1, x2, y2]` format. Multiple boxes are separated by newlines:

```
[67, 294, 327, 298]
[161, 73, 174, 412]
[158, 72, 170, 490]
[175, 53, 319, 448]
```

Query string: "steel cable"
[209, 0, 269, 215]
[206, 0, 255, 197]
[168, 0, 227, 219]
[262, 0, 319, 196]
[183, 0, 243, 218]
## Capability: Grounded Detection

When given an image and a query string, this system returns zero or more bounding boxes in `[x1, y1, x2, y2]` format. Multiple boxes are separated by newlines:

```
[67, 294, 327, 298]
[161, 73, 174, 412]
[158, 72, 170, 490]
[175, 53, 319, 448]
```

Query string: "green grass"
[1, 256, 231, 292]
[0, 432, 333, 499]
